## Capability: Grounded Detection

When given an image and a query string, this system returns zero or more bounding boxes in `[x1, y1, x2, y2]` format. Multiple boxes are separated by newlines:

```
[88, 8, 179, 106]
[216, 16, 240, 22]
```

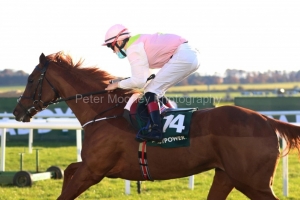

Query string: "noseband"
[17, 61, 60, 118]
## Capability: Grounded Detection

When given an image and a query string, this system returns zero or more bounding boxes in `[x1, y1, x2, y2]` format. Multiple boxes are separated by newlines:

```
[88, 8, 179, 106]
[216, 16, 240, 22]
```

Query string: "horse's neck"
[50, 70, 107, 125]
[48, 65, 129, 126]
[65, 92, 126, 127]
[63, 85, 101, 125]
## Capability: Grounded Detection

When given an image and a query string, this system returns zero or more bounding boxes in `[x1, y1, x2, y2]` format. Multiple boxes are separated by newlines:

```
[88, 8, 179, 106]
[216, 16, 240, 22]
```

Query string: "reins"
[43, 90, 123, 128]
[82, 103, 122, 128]
[43, 90, 109, 107]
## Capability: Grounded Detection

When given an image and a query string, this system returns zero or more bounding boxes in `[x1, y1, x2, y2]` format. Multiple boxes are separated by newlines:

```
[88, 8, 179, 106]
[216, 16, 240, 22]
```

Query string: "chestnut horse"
[13, 52, 300, 200]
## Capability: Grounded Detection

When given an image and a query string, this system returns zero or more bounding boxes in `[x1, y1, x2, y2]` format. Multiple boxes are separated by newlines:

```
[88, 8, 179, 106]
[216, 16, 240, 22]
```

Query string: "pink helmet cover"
[102, 24, 131, 46]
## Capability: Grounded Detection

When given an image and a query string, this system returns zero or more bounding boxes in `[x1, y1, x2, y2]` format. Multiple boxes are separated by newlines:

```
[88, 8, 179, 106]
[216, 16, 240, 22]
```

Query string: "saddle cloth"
[124, 96, 197, 148]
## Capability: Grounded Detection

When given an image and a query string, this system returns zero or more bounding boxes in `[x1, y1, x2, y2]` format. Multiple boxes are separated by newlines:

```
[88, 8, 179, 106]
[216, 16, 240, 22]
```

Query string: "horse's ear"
[39, 53, 47, 65]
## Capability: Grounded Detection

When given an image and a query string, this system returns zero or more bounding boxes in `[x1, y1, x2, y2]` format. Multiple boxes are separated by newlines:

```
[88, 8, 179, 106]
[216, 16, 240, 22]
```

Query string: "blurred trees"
[0, 69, 28, 86]
[176, 69, 300, 86]
[2, 68, 300, 86]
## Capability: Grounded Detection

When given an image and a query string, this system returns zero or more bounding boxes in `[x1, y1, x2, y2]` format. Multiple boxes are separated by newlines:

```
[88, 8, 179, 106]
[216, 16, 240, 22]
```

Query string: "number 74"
[163, 114, 185, 133]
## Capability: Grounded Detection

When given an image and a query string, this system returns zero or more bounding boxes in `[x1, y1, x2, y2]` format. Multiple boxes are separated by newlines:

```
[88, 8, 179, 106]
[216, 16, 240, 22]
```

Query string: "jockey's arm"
[118, 43, 151, 89]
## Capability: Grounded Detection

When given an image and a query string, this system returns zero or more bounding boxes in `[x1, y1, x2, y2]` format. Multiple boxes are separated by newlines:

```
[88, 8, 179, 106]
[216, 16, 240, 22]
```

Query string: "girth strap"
[138, 142, 153, 181]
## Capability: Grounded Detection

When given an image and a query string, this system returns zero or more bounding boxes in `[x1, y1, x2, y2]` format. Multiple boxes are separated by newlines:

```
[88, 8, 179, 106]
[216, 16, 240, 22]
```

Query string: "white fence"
[0, 118, 83, 170]
[1, 110, 300, 196]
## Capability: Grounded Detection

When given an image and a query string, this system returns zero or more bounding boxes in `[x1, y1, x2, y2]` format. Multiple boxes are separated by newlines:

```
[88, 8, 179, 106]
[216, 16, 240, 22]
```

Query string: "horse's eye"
[28, 79, 34, 83]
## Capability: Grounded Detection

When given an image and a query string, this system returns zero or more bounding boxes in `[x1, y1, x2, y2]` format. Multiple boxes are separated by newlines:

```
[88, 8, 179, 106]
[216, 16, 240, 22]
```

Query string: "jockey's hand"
[105, 82, 118, 92]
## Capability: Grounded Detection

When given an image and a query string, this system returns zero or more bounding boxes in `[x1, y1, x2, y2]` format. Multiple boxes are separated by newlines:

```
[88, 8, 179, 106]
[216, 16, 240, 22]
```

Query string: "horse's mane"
[47, 51, 115, 83]
[47, 51, 137, 95]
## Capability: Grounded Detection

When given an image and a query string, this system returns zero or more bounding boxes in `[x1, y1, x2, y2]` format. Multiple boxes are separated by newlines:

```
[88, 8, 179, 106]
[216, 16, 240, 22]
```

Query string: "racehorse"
[13, 52, 300, 200]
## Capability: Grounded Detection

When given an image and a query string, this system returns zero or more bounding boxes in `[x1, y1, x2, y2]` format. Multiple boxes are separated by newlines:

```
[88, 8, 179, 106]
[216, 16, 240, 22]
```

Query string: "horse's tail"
[267, 116, 300, 156]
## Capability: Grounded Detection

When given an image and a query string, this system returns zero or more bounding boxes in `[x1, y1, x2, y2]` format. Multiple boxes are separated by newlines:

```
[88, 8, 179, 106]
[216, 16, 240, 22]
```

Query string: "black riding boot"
[138, 92, 163, 142]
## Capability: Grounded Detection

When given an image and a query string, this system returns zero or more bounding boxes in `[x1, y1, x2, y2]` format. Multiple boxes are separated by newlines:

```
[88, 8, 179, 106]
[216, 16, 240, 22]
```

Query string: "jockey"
[104, 24, 200, 142]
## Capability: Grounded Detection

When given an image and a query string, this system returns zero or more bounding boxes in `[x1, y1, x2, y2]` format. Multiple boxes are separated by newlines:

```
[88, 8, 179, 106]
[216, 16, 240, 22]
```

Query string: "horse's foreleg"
[207, 168, 234, 200]
[58, 162, 103, 200]
[61, 162, 82, 193]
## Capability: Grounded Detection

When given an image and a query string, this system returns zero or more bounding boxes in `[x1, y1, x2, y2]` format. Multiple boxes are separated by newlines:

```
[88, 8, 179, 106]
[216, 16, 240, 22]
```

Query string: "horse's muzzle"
[13, 107, 32, 122]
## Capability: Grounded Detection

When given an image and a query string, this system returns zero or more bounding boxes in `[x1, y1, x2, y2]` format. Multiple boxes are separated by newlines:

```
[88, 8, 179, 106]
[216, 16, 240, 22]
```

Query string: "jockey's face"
[107, 40, 123, 53]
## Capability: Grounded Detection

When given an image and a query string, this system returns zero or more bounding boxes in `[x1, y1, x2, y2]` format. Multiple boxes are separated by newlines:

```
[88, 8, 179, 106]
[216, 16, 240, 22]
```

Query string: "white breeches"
[144, 43, 200, 98]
